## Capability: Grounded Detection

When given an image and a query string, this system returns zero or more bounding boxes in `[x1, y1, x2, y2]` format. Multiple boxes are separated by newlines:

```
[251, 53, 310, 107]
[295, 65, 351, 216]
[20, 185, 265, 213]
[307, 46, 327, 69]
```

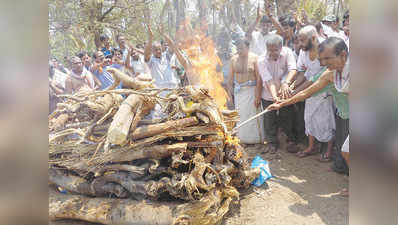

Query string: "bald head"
[298, 25, 318, 39]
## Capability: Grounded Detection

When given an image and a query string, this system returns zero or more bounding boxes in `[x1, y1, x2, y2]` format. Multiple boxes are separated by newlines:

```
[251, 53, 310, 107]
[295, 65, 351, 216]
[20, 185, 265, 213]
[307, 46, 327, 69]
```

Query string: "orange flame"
[178, 22, 229, 109]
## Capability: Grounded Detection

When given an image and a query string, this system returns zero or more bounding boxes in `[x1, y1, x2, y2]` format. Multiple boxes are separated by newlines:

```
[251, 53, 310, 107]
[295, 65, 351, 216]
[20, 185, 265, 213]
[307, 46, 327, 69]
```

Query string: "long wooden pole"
[232, 108, 271, 134]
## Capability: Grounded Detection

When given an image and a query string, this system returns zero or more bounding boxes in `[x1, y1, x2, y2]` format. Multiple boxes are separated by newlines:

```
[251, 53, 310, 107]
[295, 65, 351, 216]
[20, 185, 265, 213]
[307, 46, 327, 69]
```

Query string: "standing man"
[266, 37, 350, 176]
[144, 24, 179, 89]
[126, 46, 150, 78]
[321, 15, 348, 46]
[227, 39, 264, 145]
[255, 34, 299, 154]
[65, 56, 95, 94]
[246, 6, 273, 56]
[289, 25, 336, 160]
[116, 35, 129, 63]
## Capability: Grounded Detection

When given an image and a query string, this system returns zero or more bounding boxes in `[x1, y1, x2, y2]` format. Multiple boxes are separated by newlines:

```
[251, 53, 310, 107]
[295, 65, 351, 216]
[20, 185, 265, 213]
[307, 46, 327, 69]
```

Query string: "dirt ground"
[222, 138, 349, 225]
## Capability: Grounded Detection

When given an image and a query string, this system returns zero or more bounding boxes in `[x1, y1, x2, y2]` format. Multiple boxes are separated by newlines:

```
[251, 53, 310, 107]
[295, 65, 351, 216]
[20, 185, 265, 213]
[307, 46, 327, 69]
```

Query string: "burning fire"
[178, 22, 229, 109]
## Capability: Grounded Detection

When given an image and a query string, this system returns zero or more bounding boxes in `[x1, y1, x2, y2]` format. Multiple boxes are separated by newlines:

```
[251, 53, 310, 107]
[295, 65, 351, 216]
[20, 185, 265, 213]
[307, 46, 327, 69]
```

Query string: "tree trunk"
[174, 0, 180, 32]
[198, 0, 209, 31]
[107, 94, 141, 145]
[130, 117, 199, 140]
[49, 189, 177, 225]
[232, 0, 242, 27]
[49, 168, 129, 198]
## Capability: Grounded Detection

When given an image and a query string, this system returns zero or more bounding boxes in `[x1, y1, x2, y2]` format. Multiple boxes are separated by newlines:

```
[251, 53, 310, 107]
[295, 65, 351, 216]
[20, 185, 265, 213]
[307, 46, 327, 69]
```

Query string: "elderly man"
[227, 39, 264, 145]
[285, 25, 336, 160]
[267, 37, 349, 176]
[65, 56, 95, 94]
[144, 25, 179, 89]
[255, 34, 299, 154]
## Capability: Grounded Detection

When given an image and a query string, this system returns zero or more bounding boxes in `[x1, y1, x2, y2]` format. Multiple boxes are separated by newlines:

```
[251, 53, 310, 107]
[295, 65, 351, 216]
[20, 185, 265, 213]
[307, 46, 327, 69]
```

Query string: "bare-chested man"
[65, 56, 95, 94]
[227, 39, 264, 145]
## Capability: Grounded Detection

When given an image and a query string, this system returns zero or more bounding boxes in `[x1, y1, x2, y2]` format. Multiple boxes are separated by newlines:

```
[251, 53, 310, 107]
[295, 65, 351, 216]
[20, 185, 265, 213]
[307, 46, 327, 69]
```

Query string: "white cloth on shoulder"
[297, 50, 335, 142]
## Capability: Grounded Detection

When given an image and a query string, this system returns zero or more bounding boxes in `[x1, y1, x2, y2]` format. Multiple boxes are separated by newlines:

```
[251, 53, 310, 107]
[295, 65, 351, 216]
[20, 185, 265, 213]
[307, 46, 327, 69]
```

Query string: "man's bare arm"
[144, 25, 153, 62]
[266, 80, 279, 102]
[159, 26, 189, 70]
[280, 70, 333, 107]
[292, 80, 312, 96]
[245, 5, 261, 40]
[264, 3, 284, 36]
[280, 69, 297, 99]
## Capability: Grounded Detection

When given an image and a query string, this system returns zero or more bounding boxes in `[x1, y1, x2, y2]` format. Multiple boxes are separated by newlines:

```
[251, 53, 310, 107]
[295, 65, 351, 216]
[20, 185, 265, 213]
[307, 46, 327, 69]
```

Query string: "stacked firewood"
[49, 68, 260, 225]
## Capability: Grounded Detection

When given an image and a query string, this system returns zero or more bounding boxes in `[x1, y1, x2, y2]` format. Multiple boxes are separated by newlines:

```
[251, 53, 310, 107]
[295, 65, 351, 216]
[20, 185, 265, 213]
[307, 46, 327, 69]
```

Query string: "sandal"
[319, 152, 332, 162]
[296, 150, 317, 158]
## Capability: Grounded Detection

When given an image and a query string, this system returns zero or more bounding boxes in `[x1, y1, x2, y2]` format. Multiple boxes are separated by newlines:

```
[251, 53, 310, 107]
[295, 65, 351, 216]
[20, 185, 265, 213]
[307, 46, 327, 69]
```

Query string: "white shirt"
[131, 56, 150, 75]
[250, 31, 268, 56]
[257, 47, 297, 101]
[147, 55, 179, 88]
[321, 23, 349, 47]
[297, 50, 325, 80]
[249, 30, 276, 56]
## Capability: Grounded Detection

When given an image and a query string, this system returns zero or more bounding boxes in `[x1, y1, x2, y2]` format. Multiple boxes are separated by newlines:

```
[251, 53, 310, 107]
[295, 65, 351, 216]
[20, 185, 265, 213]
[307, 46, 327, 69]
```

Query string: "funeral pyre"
[49, 67, 260, 225]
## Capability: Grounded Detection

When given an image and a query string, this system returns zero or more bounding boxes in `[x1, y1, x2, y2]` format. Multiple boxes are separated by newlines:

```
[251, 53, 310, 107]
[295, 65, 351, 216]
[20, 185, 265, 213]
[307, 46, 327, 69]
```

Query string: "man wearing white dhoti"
[283, 25, 335, 160]
[227, 39, 265, 145]
[266, 37, 350, 195]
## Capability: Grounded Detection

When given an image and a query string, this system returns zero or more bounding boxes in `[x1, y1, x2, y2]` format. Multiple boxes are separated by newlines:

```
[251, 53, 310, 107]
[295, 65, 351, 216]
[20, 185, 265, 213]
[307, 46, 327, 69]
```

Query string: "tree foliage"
[49, 0, 343, 64]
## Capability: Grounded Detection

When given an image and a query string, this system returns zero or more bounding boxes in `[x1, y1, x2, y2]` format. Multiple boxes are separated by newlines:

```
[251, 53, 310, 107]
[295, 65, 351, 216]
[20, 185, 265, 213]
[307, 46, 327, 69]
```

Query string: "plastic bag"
[251, 155, 272, 187]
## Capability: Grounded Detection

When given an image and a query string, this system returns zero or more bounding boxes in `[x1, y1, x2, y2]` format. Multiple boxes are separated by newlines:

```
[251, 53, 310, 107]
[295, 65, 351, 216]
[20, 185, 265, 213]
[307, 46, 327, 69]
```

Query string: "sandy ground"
[51, 136, 349, 225]
[223, 139, 349, 225]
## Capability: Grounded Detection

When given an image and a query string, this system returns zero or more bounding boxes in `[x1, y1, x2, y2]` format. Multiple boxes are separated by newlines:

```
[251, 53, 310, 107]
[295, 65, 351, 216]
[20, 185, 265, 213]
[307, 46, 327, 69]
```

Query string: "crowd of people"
[49, 6, 350, 195]
[225, 7, 349, 195]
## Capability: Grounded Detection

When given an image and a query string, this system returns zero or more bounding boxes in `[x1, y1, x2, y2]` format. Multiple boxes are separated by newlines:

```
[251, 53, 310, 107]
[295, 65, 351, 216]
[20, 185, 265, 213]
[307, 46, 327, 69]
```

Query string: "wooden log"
[94, 164, 146, 177]
[129, 125, 222, 148]
[95, 172, 171, 198]
[50, 219, 101, 225]
[130, 117, 199, 140]
[67, 143, 189, 172]
[173, 186, 239, 225]
[107, 94, 140, 145]
[50, 114, 69, 131]
[49, 168, 129, 198]
[49, 168, 92, 195]
[49, 189, 177, 225]
[128, 96, 156, 137]
[101, 143, 188, 163]
[106, 68, 154, 90]
[84, 94, 117, 115]
[196, 112, 210, 124]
